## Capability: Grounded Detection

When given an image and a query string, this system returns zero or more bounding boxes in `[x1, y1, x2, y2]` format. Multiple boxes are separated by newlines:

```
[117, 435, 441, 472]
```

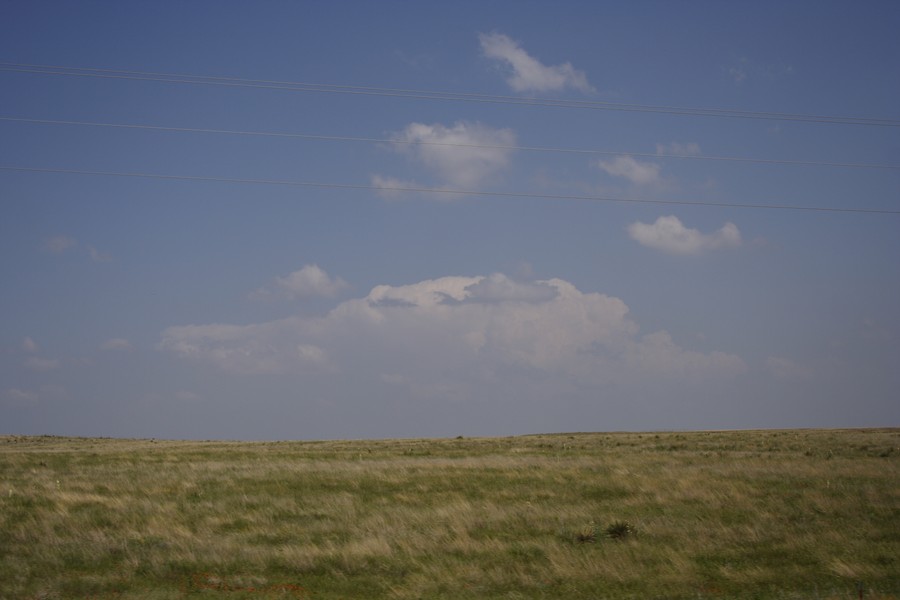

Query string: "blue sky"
[1, 1, 898, 440]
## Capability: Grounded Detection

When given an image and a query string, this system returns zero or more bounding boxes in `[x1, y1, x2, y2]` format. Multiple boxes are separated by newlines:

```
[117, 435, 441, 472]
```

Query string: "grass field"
[1, 429, 898, 599]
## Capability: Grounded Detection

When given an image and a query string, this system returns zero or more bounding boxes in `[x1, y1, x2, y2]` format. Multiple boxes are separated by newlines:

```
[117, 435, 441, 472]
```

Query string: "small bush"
[605, 520, 636, 540]
[574, 522, 597, 544]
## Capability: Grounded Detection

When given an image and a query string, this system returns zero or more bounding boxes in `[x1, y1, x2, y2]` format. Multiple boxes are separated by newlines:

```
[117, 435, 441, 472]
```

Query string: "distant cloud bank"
[160, 273, 746, 393]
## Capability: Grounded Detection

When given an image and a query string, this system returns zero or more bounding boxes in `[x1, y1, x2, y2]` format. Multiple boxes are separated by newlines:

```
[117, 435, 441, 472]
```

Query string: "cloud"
[22, 337, 38, 353]
[656, 142, 701, 157]
[386, 121, 516, 189]
[459, 274, 559, 304]
[479, 32, 593, 93]
[3, 388, 39, 406]
[628, 216, 742, 255]
[41, 236, 112, 262]
[596, 155, 661, 185]
[23, 356, 60, 371]
[726, 57, 794, 85]
[160, 273, 745, 389]
[88, 246, 112, 262]
[370, 174, 422, 199]
[2, 385, 67, 407]
[159, 319, 331, 375]
[252, 265, 348, 301]
[276, 265, 348, 299]
[729, 65, 747, 84]
[43, 235, 78, 254]
[101, 338, 132, 351]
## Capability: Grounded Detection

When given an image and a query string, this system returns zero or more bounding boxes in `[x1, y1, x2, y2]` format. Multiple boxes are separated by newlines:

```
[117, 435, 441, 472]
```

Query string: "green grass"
[1, 429, 898, 599]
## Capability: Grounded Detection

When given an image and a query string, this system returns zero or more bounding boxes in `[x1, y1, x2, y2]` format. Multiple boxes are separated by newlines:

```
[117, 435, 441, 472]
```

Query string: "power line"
[2, 62, 899, 127]
[2, 165, 897, 214]
[2, 116, 897, 171]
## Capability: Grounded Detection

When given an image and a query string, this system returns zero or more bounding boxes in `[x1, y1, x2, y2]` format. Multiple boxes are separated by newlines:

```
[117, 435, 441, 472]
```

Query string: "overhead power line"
[2, 62, 899, 127]
[2, 165, 898, 214]
[2, 116, 897, 171]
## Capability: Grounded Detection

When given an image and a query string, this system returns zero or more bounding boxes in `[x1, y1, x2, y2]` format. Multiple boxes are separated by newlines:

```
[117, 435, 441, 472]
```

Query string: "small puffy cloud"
[88, 246, 112, 263]
[101, 338, 132, 351]
[274, 265, 348, 299]
[22, 337, 38, 353]
[628, 216, 742, 255]
[43, 235, 78, 254]
[479, 32, 593, 93]
[656, 142, 701, 157]
[729, 65, 747, 84]
[24, 356, 60, 371]
[596, 155, 661, 185]
[387, 121, 516, 189]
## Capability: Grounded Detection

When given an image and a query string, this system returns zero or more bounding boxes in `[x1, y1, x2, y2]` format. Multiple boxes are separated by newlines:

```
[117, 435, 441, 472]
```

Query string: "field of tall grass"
[1, 429, 897, 599]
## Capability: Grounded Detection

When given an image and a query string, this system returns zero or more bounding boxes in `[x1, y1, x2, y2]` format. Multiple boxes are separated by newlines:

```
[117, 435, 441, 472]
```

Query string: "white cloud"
[479, 32, 593, 93]
[88, 246, 112, 262]
[160, 273, 745, 389]
[656, 142, 701, 157]
[43, 235, 78, 254]
[729, 65, 747, 84]
[3, 388, 39, 406]
[628, 216, 742, 255]
[596, 155, 661, 185]
[370, 174, 421, 199]
[159, 319, 331, 375]
[727, 57, 794, 85]
[41, 236, 112, 262]
[24, 356, 60, 371]
[271, 265, 348, 299]
[387, 121, 516, 189]
[101, 338, 132, 351]
[22, 337, 38, 353]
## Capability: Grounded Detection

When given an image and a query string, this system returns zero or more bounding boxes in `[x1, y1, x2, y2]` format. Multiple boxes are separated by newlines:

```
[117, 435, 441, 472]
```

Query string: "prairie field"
[1, 429, 898, 599]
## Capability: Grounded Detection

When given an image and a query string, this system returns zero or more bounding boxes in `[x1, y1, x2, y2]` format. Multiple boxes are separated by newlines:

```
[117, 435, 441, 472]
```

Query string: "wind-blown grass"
[1, 429, 897, 599]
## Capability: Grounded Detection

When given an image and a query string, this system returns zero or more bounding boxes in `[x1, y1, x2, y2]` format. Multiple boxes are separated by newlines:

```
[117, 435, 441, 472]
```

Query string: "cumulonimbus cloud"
[628, 216, 742, 255]
[160, 273, 745, 387]
[479, 32, 593, 93]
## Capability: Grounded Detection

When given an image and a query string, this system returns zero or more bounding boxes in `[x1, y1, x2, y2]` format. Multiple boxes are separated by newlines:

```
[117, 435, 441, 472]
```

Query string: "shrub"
[605, 520, 636, 540]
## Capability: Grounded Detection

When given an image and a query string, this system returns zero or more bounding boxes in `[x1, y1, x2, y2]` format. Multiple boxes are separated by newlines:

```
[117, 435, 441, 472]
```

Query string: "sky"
[1, 1, 898, 440]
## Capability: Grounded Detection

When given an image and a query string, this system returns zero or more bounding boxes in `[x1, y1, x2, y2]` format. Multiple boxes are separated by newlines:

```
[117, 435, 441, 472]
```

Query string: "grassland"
[1, 429, 898, 599]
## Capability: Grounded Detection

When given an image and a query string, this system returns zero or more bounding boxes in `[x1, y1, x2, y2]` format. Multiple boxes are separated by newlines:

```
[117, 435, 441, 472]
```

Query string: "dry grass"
[1, 429, 898, 599]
